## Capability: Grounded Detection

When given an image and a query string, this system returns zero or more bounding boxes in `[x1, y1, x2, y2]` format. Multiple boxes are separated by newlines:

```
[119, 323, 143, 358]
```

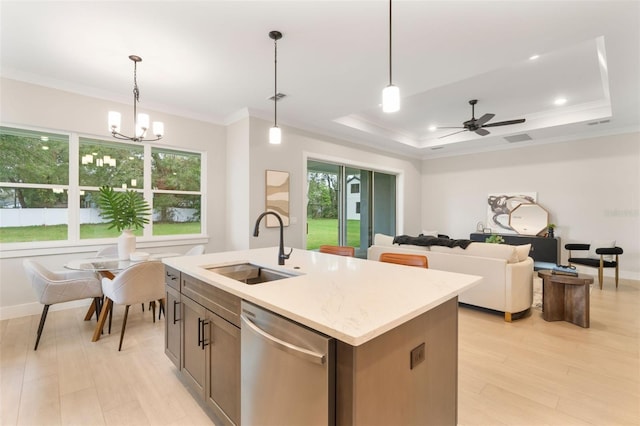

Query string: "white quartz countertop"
[163, 247, 482, 346]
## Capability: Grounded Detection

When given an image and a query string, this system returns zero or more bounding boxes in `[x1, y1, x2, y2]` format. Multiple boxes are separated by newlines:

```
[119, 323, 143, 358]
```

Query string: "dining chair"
[379, 252, 429, 268]
[95, 245, 118, 258]
[319, 245, 355, 257]
[23, 259, 103, 350]
[185, 244, 205, 256]
[100, 260, 165, 351]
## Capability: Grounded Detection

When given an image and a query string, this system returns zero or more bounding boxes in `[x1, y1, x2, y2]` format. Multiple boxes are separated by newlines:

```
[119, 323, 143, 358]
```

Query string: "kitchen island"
[163, 247, 481, 425]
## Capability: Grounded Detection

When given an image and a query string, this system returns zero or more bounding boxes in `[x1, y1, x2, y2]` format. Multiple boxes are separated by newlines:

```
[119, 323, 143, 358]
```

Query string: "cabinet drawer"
[165, 266, 181, 291]
[182, 274, 241, 327]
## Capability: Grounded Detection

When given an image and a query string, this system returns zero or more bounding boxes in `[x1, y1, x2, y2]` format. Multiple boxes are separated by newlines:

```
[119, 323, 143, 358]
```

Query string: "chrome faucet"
[253, 211, 292, 265]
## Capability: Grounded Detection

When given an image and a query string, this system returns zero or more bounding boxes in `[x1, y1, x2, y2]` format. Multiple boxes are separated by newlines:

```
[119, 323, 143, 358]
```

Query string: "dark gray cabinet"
[469, 233, 560, 264]
[164, 266, 182, 368]
[165, 267, 240, 425]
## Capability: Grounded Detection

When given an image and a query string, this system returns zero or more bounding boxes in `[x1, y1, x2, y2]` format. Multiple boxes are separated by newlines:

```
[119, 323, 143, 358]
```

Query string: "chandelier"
[108, 55, 164, 142]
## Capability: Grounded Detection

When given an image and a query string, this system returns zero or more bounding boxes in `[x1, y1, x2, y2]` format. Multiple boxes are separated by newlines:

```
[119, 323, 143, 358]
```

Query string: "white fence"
[0, 208, 197, 227]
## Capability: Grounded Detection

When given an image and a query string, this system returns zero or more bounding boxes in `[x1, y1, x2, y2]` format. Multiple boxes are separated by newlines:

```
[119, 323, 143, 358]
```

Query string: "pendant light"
[108, 55, 164, 142]
[269, 30, 283, 144]
[382, 0, 400, 113]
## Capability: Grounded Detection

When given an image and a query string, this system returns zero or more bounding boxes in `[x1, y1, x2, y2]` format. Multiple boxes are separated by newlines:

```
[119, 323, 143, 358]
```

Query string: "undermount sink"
[207, 263, 296, 285]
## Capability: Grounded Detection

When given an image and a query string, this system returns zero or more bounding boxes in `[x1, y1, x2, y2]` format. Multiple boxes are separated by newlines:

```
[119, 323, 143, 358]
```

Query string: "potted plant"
[485, 234, 505, 244]
[96, 186, 151, 259]
[547, 223, 556, 238]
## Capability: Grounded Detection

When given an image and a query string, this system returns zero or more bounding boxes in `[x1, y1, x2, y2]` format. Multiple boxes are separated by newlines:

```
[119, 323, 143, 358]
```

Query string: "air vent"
[431, 146, 444, 150]
[268, 93, 286, 101]
[504, 134, 532, 143]
[587, 119, 611, 126]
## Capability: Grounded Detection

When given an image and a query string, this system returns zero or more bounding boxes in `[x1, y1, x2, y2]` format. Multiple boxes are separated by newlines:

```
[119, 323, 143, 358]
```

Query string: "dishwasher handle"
[241, 315, 326, 365]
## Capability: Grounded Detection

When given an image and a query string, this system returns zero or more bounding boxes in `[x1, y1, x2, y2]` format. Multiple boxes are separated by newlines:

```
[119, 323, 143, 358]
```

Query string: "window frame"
[0, 125, 207, 257]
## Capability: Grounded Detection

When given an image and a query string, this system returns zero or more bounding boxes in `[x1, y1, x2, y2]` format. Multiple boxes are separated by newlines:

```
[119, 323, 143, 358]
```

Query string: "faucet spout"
[253, 211, 292, 265]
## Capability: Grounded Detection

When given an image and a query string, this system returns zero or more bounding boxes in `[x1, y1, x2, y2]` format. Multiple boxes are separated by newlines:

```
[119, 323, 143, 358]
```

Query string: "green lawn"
[306, 218, 361, 250]
[0, 222, 201, 243]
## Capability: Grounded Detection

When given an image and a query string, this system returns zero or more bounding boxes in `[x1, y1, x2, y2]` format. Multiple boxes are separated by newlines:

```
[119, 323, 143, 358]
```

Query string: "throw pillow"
[588, 240, 616, 262]
[374, 233, 395, 246]
[515, 244, 532, 262]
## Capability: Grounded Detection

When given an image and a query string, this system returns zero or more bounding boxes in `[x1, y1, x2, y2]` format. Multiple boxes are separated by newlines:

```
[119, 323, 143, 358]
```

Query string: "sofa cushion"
[430, 242, 520, 263]
[588, 240, 616, 262]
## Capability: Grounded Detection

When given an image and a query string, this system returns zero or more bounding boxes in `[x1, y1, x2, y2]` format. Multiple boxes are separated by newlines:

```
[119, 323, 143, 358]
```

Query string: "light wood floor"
[1, 277, 638, 426]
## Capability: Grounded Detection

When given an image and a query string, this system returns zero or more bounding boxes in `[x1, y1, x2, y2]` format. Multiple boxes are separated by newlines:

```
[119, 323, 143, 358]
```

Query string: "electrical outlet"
[410, 342, 425, 369]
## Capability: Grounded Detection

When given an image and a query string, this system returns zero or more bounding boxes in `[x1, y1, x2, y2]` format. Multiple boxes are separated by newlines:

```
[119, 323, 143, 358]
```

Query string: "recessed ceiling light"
[428, 125, 437, 132]
[554, 97, 567, 106]
[529, 54, 539, 61]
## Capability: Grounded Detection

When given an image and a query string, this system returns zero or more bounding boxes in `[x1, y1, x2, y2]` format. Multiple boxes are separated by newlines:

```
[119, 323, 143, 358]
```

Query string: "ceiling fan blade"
[438, 129, 468, 139]
[475, 128, 490, 136]
[435, 126, 465, 129]
[475, 113, 495, 126]
[482, 118, 526, 128]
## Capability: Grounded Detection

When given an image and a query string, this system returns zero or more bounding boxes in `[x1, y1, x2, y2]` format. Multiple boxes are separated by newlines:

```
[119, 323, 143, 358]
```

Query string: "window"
[307, 159, 396, 257]
[0, 125, 205, 246]
[152, 148, 202, 235]
[0, 127, 69, 243]
[79, 138, 145, 239]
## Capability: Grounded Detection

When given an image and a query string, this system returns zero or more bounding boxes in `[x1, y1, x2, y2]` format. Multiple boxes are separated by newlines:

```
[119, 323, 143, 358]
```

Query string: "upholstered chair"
[23, 259, 103, 350]
[319, 245, 355, 257]
[101, 261, 165, 351]
[566, 242, 623, 289]
[379, 252, 429, 268]
[95, 245, 118, 258]
[185, 244, 206, 256]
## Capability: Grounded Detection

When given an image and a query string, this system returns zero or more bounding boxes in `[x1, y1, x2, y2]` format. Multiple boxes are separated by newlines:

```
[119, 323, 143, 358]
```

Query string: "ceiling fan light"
[269, 126, 281, 144]
[382, 84, 400, 113]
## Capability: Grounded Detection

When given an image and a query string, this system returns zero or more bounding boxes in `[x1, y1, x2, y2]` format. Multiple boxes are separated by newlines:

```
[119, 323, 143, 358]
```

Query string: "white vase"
[117, 229, 136, 260]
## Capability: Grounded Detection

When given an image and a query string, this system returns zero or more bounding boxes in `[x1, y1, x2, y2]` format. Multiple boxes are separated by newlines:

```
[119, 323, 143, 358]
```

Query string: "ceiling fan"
[437, 99, 526, 139]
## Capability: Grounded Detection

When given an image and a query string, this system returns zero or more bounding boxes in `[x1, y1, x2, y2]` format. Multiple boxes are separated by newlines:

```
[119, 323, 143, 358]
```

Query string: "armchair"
[23, 259, 103, 350]
[566, 242, 623, 289]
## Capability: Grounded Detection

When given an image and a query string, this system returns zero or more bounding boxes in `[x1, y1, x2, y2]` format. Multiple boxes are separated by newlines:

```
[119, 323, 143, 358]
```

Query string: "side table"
[538, 270, 594, 328]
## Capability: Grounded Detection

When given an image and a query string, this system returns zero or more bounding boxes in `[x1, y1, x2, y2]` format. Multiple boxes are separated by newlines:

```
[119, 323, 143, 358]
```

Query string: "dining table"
[65, 253, 181, 342]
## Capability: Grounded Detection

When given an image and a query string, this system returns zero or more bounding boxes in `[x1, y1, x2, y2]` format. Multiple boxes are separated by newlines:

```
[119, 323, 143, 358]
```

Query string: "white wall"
[247, 117, 423, 250]
[226, 116, 251, 250]
[421, 132, 640, 279]
[0, 78, 226, 318]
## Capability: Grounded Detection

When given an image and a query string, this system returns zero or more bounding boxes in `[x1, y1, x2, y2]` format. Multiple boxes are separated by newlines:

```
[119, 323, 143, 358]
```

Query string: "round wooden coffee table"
[538, 270, 594, 328]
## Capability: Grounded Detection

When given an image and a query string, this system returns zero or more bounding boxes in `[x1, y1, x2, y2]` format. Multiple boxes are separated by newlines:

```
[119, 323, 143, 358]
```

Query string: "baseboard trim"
[0, 299, 93, 321]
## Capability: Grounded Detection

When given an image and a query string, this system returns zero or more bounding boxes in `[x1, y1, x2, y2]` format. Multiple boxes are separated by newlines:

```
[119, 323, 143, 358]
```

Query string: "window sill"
[0, 235, 209, 259]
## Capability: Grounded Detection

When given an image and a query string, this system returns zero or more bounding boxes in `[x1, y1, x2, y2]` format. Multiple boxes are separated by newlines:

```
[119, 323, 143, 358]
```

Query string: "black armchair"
[565, 243, 623, 289]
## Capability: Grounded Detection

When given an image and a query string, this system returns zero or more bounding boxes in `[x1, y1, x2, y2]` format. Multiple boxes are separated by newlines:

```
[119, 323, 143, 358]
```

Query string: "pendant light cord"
[388, 0, 393, 85]
[274, 38, 278, 127]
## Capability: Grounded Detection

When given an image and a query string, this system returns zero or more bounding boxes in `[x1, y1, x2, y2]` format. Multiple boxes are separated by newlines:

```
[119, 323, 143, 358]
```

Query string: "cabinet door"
[206, 312, 241, 426]
[181, 296, 207, 398]
[165, 285, 181, 368]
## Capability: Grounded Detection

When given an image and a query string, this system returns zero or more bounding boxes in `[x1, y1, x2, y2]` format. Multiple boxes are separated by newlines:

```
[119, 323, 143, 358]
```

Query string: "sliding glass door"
[307, 160, 396, 258]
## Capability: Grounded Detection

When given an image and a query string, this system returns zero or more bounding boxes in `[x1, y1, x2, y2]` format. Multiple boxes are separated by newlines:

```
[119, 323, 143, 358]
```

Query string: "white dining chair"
[23, 259, 103, 350]
[100, 261, 165, 351]
[185, 244, 205, 256]
[95, 245, 118, 258]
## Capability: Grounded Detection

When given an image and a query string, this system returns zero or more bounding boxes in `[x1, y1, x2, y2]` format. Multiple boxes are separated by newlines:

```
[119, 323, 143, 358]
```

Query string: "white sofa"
[367, 234, 534, 321]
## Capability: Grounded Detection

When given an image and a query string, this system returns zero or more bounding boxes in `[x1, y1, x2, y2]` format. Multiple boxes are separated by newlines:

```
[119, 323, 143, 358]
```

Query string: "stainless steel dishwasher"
[240, 301, 335, 425]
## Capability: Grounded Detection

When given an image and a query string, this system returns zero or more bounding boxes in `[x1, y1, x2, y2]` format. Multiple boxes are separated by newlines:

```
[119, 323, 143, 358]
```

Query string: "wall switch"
[410, 342, 426, 369]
